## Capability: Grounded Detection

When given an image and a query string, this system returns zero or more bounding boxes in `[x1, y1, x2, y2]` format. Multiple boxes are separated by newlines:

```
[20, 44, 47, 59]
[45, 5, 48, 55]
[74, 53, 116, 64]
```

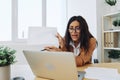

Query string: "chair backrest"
[94, 59, 99, 63]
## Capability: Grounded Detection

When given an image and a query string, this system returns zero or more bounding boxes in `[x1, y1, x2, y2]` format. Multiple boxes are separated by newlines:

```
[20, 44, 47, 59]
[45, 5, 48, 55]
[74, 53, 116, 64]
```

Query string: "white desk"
[11, 63, 120, 80]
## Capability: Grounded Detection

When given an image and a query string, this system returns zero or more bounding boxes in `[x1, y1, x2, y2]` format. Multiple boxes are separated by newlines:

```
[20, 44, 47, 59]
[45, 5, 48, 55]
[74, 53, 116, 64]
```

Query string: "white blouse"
[70, 41, 80, 56]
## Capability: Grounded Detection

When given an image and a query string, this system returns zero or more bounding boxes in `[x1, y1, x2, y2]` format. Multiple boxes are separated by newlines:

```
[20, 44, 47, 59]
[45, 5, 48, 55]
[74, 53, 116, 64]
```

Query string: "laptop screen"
[23, 50, 78, 80]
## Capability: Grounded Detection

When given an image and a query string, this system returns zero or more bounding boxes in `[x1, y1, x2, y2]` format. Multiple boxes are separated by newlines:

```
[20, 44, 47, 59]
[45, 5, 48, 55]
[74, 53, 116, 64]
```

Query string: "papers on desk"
[85, 67, 120, 80]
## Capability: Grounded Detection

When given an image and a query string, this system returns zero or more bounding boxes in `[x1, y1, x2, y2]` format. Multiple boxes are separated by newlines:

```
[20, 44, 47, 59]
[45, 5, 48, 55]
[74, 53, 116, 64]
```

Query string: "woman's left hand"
[56, 33, 65, 49]
[44, 46, 61, 51]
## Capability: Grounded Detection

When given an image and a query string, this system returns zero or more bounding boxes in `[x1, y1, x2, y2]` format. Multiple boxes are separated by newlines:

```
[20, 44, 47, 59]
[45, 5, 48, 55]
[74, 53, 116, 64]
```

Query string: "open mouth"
[71, 34, 78, 39]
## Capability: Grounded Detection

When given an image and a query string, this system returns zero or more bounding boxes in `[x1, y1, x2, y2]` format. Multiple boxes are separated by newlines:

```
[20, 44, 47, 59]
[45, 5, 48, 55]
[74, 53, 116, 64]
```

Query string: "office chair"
[94, 59, 99, 63]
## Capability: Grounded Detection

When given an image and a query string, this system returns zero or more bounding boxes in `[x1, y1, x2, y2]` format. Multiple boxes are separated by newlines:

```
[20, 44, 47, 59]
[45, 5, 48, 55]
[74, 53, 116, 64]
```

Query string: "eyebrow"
[69, 26, 80, 28]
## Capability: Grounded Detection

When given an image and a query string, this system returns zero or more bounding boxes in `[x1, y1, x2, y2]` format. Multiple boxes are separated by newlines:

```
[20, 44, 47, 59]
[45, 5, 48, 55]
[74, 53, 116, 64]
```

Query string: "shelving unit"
[102, 12, 120, 62]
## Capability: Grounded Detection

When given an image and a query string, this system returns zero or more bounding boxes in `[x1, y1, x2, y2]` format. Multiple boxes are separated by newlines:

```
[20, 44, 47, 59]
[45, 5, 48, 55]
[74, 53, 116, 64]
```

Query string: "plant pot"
[110, 6, 117, 12]
[111, 58, 120, 62]
[116, 0, 120, 11]
[0, 65, 10, 80]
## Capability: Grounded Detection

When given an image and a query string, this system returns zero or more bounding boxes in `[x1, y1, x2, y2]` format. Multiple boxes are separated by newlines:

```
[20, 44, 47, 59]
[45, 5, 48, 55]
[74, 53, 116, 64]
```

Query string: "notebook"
[23, 50, 85, 80]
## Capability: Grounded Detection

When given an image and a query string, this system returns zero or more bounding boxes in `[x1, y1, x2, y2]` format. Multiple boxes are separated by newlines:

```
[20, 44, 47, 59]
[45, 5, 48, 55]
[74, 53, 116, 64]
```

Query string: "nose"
[73, 29, 77, 33]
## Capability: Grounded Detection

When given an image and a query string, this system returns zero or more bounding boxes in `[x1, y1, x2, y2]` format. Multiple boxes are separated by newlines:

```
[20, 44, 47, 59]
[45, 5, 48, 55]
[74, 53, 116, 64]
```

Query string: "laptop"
[23, 50, 85, 80]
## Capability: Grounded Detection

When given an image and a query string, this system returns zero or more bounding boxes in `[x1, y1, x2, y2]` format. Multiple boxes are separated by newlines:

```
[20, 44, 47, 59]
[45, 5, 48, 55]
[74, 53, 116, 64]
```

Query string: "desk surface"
[77, 62, 120, 73]
[11, 63, 120, 80]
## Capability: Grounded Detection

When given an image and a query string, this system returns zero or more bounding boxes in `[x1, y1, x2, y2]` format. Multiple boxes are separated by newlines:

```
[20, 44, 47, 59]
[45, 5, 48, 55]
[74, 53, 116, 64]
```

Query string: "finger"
[44, 46, 51, 49]
[56, 33, 62, 39]
[55, 33, 64, 48]
[44, 47, 50, 51]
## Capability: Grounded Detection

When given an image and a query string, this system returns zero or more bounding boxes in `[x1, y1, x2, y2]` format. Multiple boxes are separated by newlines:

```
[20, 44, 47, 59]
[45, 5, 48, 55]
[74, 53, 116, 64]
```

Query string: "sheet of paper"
[27, 27, 59, 47]
[85, 67, 120, 80]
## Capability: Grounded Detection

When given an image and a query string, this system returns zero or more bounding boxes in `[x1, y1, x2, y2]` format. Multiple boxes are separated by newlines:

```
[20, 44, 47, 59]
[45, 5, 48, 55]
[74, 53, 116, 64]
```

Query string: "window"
[0, 0, 67, 41]
[18, 0, 42, 39]
[0, 0, 11, 41]
[46, 0, 67, 37]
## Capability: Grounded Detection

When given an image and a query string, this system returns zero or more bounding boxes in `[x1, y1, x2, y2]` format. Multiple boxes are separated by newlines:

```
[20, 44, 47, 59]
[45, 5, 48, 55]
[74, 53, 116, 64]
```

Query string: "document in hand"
[27, 27, 59, 47]
[85, 67, 120, 80]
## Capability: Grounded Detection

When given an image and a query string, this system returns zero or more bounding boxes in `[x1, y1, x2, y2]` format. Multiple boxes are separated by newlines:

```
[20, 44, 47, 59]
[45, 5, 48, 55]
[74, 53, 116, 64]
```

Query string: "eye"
[75, 27, 80, 30]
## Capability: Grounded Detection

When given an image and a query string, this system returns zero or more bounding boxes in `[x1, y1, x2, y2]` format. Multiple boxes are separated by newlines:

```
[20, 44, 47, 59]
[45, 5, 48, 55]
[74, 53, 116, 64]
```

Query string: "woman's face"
[69, 20, 80, 42]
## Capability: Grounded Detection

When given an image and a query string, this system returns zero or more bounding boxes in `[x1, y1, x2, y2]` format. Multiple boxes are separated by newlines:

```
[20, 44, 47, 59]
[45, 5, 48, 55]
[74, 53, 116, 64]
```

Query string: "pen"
[41, 49, 47, 51]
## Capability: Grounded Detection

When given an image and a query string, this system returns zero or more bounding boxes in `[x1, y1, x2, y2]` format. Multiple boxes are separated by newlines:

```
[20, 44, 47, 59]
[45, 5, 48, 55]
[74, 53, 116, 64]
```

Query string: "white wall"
[96, 0, 104, 62]
[67, 0, 97, 60]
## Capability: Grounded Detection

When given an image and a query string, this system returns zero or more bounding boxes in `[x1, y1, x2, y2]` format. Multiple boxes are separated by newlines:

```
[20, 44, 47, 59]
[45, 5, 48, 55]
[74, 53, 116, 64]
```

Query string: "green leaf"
[0, 46, 16, 66]
[105, 0, 117, 6]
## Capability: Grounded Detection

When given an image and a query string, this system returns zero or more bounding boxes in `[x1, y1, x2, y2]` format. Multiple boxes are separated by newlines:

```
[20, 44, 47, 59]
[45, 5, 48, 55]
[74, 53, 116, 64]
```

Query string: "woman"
[45, 16, 97, 67]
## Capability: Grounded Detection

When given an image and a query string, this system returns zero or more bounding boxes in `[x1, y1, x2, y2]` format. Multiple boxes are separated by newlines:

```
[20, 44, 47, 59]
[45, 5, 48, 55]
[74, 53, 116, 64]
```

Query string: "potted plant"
[105, 0, 117, 12]
[0, 46, 16, 80]
[108, 50, 120, 62]
[105, 0, 117, 6]
[112, 19, 118, 29]
[113, 19, 118, 26]
[118, 20, 120, 26]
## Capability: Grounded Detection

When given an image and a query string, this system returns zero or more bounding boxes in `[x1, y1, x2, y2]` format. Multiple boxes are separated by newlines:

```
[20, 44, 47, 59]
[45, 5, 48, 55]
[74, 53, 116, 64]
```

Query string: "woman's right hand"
[44, 33, 66, 51]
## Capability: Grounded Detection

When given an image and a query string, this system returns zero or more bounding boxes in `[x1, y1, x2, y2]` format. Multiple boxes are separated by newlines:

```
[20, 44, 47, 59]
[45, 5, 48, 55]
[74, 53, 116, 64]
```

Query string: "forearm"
[75, 56, 84, 66]
[75, 38, 97, 66]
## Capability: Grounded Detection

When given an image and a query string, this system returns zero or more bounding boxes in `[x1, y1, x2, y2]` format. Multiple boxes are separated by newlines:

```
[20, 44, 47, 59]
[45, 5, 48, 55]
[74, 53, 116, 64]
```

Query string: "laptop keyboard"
[78, 71, 86, 80]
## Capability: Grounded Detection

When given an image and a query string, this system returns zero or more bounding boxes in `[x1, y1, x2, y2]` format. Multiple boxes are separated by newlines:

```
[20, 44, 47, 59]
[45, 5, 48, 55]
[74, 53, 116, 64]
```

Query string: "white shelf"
[102, 12, 120, 63]
[104, 47, 120, 50]
[104, 29, 120, 33]
[103, 11, 120, 17]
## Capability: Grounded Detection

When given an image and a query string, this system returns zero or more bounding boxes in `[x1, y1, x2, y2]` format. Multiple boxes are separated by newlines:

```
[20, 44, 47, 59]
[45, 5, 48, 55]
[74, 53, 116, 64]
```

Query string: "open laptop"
[23, 50, 85, 80]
